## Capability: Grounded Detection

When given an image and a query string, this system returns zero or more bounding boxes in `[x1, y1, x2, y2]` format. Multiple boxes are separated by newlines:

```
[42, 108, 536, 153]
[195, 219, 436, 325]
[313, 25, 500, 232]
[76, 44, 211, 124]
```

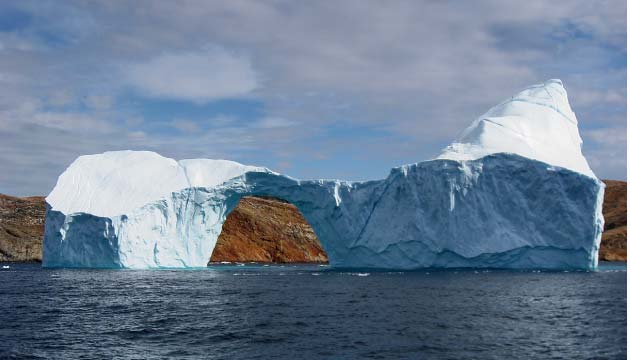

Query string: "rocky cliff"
[0, 194, 45, 262]
[209, 196, 328, 264]
[599, 180, 626, 261]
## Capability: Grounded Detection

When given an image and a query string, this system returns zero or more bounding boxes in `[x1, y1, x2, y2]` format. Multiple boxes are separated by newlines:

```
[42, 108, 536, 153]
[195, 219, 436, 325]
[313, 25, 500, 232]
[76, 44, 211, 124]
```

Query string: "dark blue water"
[0, 262, 626, 359]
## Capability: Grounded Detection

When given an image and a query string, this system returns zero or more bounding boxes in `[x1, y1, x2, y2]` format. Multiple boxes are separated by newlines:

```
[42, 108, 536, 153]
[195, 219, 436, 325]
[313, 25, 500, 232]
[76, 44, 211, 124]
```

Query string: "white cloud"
[48, 90, 75, 107]
[208, 115, 237, 127]
[126, 130, 147, 141]
[0, 32, 40, 52]
[84, 94, 113, 110]
[32, 112, 113, 134]
[582, 127, 627, 180]
[571, 89, 627, 107]
[124, 46, 259, 103]
[170, 119, 200, 133]
[583, 127, 627, 145]
[254, 117, 296, 129]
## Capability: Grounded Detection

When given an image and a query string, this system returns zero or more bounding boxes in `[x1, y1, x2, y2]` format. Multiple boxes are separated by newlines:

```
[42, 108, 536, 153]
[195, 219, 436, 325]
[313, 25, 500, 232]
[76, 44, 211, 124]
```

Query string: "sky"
[0, 0, 626, 196]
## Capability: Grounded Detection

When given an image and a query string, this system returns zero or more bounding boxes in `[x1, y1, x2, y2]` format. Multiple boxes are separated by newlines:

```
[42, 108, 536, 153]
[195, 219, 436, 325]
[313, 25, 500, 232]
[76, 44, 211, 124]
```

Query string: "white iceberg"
[43, 80, 604, 269]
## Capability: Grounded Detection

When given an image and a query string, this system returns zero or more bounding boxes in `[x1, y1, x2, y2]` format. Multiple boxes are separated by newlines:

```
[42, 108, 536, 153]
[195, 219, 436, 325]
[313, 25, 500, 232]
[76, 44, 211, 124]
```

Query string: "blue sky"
[0, 0, 626, 196]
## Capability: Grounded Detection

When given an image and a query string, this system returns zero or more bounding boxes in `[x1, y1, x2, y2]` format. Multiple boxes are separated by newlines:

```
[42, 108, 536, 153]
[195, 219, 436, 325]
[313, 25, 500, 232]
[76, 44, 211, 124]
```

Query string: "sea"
[0, 262, 626, 359]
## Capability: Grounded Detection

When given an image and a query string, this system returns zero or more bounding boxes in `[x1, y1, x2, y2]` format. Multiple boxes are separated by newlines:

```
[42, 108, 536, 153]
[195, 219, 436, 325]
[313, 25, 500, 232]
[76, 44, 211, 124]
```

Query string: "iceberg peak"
[436, 79, 594, 178]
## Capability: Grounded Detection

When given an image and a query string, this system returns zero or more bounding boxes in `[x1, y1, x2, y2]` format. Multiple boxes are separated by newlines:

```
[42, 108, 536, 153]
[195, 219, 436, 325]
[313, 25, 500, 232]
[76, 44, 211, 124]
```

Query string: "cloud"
[123, 46, 259, 103]
[583, 127, 627, 180]
[583, 127, 627, 145]
[84, 94, 113, 110]
[170, 118, 200, 133]
[571, 89, 626, 107]
[0, 108, 122, 195]
[254, 117, 296, 129]
[48, 90, 75, 107]
[0, 0, 625, 195]
[30, 112, 113, 133]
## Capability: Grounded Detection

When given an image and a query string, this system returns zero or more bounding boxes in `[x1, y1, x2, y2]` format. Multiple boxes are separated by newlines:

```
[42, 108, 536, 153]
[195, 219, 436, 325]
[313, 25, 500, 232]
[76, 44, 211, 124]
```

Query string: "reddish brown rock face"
[209, 196, 328, 264]
[599, 180, 627, 261]
[0, 194, 46, 262]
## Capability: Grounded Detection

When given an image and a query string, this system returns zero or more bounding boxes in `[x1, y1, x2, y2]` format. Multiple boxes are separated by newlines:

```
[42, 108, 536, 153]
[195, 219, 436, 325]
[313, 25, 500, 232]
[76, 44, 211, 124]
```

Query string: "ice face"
[43, 80, 605, 270]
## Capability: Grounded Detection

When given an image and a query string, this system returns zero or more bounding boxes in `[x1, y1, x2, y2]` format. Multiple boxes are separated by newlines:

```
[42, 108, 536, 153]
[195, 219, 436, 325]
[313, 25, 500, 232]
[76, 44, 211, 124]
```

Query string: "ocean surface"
[0, 262, 626, 359]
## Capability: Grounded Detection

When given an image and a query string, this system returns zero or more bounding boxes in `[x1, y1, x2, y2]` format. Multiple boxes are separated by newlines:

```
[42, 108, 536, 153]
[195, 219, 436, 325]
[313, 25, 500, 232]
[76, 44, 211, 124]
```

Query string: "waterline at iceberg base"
[43, 80, 605, 270]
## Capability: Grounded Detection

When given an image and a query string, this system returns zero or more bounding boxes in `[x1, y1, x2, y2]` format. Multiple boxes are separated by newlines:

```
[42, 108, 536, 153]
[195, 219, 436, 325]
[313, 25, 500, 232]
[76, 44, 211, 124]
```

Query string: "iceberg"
[43, 79, 604, 269]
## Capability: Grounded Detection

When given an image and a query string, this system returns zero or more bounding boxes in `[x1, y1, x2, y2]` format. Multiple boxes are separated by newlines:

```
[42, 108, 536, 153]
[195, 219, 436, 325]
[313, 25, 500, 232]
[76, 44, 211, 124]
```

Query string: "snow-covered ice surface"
[436, 79, 594, 177]
[46, 151, 268, 218]
[43, 80, 604, 269]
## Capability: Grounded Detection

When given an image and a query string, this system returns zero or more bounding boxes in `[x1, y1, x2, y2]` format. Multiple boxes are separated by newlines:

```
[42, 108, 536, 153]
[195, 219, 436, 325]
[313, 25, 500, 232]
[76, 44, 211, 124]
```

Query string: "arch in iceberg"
[43, 80, 605, 269]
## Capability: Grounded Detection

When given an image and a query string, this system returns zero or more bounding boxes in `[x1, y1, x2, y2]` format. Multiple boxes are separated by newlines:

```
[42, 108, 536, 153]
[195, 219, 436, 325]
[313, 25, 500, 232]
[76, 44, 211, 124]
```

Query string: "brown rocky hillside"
[0, 194, 46, 262]
[209, 196, 327, 264]
[599, 180, 626, 261]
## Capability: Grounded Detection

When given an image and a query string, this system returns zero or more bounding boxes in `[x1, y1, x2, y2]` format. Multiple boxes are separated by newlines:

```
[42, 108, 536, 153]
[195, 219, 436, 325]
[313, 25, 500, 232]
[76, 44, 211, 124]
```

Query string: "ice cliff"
[43, 79, 605, 269]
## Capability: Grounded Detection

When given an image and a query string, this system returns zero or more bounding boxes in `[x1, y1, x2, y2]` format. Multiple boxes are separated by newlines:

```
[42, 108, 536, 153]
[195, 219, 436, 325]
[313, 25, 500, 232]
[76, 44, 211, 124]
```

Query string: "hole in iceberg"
[208, 196, 328, 264]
